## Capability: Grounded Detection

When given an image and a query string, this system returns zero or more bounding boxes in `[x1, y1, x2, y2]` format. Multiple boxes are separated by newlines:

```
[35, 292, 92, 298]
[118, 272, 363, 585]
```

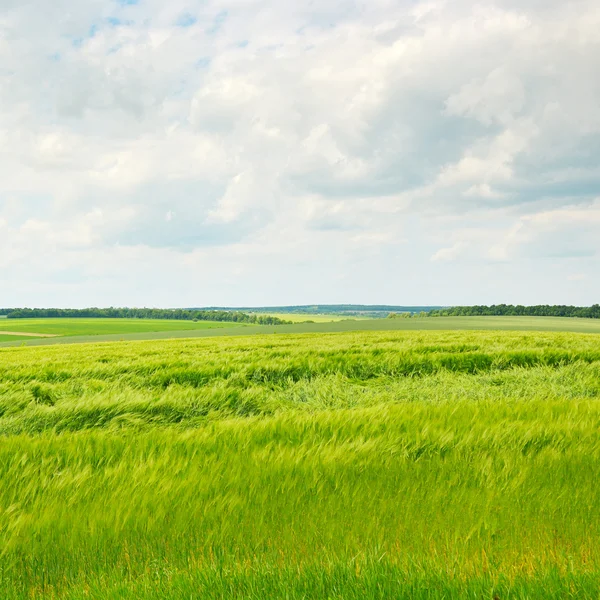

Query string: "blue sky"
[0, 0, 598, 307]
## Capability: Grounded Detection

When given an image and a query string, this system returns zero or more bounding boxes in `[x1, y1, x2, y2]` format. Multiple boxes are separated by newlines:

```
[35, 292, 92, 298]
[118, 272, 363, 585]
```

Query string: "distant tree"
[5, 307, 292, 325]
[426, 305, 599, 319]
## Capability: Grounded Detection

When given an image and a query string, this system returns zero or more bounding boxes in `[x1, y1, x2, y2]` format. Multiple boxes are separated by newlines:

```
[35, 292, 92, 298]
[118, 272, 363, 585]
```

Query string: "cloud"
[431, 242, 468, 263]
[489, 202, 600, 261]
[445, 67, 526, 127]
[0, 0, 599, 305]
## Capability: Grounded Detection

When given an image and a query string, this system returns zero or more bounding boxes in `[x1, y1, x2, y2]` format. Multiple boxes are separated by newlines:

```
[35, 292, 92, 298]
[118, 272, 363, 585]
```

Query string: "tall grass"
[1, 330, 600, 598]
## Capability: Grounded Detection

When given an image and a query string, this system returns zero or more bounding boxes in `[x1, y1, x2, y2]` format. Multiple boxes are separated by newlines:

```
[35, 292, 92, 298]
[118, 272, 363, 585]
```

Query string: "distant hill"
[195, 305, 445, 317]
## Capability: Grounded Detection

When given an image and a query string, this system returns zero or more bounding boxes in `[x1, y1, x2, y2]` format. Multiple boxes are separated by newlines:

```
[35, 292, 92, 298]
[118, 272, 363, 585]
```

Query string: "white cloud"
[431, 241, 468, 263]
[0, 0, 599, 305]
[489, 202, 600, 261]
[445, 67, 526, 126]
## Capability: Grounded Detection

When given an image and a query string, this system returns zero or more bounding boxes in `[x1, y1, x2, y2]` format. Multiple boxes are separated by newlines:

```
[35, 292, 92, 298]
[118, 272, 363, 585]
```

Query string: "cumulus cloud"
[0, 0, 599, 305]
[489, 202, 600, 261]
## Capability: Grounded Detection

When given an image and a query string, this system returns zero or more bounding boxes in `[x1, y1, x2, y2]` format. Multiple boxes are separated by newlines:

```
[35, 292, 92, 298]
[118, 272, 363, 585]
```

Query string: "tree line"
[425, 305, 600, 319]
[3, 308, 291, 325]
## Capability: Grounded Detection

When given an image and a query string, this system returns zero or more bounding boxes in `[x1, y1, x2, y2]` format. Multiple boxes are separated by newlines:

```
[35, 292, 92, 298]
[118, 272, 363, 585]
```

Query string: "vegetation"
[3, 315, 600, 349]
[249, 313, 372, 323]
[0, 318, 248, 338]
[0, 334, 34, 342]
[426, 304, 600, 319]
[201, 304, 444, 317]
[2, 330, 600, 598]
[4, 307, 291, 325]
[5, 305, 600, 324]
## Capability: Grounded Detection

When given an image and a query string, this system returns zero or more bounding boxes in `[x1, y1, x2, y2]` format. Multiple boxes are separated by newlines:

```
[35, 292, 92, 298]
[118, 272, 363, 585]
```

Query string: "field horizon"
[1, 314, 600, 348]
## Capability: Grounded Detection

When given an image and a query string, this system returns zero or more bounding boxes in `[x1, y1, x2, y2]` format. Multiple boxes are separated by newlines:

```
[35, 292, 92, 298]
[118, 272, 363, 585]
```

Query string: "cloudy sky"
[1, 0, 599, 307]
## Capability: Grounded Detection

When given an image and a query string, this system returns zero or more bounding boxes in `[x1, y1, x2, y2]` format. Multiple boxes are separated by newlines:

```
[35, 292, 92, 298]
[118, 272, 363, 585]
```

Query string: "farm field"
[2, 329, 600, 598]
[1, 315, 600, 348]
[0, 334, 35, 342]
[0, 318, 247, 339]
[251, 312, 370, 322]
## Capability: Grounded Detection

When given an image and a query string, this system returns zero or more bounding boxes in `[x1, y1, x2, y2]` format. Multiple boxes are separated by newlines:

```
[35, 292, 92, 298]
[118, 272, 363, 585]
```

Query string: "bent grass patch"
[1, 330, 600, 599]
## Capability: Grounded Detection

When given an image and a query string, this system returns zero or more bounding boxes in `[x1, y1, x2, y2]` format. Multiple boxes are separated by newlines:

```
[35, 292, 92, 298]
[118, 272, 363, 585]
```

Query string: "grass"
[0, 318, 246, 338]
[0, 334, 34, 342]
[1, 330, 600, 598]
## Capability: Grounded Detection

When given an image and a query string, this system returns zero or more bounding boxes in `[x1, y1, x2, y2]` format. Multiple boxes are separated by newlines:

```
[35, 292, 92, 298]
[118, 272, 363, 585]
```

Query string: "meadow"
[0, 318, 246, 339]
[0, 334, 36, 342]
[2, 315, 600, 349]
[250, 313, 365, 322]
[1, 329, 600, 598]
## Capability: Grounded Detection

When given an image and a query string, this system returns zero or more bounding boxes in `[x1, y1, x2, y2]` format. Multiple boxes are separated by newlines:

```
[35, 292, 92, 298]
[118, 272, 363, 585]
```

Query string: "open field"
[252, 312, 372, 322]
[0, 334, 36, 342]
[1, 315, 599, 348]
[0, 318, 247, 339]
[1, 329, 600, 598]
[0, 331, 58, 338]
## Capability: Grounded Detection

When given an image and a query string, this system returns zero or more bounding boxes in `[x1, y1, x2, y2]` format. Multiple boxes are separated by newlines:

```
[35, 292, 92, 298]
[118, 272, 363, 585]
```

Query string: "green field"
[1, 315, 600, 348]
[0, 318, 246, 338]
[2, 329, 600, 598]
[253, 312, 367, 322]
[0, 334, 36, 342]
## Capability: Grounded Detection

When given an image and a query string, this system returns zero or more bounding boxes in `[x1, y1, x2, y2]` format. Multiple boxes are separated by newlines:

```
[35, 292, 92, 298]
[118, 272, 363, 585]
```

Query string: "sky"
[1, 0, 599, 308]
